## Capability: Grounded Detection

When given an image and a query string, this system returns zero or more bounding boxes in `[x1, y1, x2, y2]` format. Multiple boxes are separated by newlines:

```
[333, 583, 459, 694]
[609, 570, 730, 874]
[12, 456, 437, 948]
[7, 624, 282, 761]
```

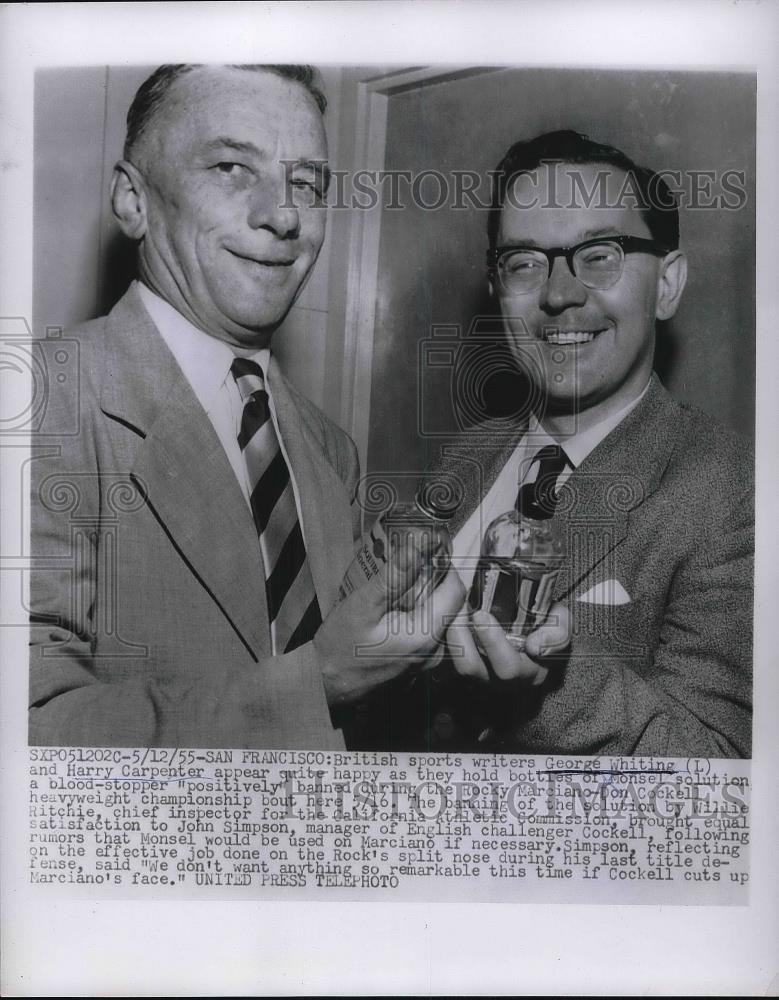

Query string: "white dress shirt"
[136, 281, 306, 531]
[452, 383, 651, 588]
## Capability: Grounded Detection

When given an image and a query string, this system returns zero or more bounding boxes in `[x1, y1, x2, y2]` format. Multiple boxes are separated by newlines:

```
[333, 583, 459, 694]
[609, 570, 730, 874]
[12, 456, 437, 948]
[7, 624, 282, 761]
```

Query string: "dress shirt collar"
[136, 280, 271, 411]
[533, 379, 652, 469]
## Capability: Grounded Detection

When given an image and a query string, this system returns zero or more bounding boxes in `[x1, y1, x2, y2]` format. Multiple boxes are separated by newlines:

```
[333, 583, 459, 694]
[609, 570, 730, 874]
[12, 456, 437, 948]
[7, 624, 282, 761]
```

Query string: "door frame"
[337, 66, 504, 473]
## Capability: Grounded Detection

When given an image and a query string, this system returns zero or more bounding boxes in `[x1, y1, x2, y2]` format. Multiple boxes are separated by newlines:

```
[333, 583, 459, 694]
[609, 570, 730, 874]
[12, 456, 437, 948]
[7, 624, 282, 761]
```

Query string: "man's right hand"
[315, 568, 465, 708]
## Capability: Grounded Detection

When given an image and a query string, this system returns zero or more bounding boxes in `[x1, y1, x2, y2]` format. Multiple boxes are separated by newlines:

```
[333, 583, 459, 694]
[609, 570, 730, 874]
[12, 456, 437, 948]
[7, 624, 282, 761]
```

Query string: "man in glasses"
[414, 130, 753, 757]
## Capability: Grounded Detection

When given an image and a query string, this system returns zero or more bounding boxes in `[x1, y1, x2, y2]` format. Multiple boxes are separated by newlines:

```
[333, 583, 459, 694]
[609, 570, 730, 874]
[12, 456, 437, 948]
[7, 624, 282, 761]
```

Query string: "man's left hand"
[446, 601, 570, 686]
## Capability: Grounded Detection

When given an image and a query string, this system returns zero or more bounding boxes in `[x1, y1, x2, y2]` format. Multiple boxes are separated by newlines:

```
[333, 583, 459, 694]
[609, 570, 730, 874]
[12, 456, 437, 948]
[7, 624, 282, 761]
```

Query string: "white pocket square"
[577, 579, 632, 605]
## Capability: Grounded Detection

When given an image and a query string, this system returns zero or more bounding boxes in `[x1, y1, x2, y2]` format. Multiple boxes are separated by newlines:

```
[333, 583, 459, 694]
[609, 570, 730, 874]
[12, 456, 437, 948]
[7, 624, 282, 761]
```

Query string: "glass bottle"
[338, 480, 459, 611]
[469, 509, 566, 649]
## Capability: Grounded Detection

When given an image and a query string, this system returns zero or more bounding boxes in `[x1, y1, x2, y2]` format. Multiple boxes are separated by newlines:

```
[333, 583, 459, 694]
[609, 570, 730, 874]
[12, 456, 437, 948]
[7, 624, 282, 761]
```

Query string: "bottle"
[338, 480, 460, 611]
[469, 509, 565, 650]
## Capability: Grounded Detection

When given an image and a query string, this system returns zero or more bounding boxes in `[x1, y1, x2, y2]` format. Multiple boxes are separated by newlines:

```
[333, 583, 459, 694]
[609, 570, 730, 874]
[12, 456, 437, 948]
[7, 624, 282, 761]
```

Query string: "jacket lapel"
[552, 376, 682, 599]
[98, 286, 269, 657]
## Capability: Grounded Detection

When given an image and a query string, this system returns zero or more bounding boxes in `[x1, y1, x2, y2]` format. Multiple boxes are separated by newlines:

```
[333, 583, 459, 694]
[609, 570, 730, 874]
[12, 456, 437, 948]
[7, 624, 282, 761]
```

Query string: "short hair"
[488, 129, 680, 252]
[123, 63, 327, 162]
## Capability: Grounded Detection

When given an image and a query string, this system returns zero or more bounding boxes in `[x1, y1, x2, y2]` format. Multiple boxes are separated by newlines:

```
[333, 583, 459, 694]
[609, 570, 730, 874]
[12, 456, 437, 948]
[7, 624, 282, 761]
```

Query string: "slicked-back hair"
[488, 129, 680, 252]
[123, 63, 327, 162]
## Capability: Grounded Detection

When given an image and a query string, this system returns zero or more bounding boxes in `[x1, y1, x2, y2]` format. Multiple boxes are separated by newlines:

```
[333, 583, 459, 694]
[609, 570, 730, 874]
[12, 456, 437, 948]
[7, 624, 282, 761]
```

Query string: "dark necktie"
[515, 444, 571, 518]
[232, 357, 322, 653]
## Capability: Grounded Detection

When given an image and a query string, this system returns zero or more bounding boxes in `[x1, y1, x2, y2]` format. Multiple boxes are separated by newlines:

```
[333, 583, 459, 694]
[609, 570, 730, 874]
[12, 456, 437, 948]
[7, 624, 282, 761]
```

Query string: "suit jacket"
[353, 374, 753, 758]
[29, 285, 360, 748]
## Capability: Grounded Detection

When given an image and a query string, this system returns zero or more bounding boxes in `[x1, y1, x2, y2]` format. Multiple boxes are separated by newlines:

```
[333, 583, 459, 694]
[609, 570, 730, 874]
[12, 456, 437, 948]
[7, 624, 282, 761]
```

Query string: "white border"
[2, 2, 778, 995]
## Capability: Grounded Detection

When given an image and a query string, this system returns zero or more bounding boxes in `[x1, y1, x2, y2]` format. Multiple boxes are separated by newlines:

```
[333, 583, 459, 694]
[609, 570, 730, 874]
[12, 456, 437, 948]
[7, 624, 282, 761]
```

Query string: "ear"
[655, 249, 687, 321]
[110, 160, 148, 240]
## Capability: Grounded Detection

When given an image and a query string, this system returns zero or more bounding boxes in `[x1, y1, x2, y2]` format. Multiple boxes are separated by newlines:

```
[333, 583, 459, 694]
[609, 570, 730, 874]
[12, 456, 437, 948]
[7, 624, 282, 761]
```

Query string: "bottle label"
[471, 556, 561, 648]
[337, 524, 387, 601]
[337, 516, 450, 608]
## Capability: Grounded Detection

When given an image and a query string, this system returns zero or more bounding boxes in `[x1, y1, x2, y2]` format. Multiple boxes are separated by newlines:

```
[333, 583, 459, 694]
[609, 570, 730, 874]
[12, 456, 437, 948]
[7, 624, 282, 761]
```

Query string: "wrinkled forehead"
[142, 66, 327, 162]
[501, 162, 652, 243]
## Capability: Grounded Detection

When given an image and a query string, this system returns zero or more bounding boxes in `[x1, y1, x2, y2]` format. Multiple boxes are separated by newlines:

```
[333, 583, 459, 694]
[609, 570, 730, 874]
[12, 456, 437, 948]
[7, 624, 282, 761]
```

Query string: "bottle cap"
[415, 478, 462, 520]
[521, 498, 554, 521]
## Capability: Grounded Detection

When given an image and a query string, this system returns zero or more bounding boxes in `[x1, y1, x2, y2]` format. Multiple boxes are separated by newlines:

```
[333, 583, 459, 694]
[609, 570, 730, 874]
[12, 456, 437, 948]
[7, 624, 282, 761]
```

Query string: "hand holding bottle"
[338, 480, 460, 610]
[317, 565, 466, 708]
[451, 494, 570, 685]
[446, 599, 570, 686]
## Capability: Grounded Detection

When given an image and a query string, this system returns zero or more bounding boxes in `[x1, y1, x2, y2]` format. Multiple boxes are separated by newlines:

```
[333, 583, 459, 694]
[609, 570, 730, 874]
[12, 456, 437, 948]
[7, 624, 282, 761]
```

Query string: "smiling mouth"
[541, 327, 607, 345]
[228, 250, 295, 268]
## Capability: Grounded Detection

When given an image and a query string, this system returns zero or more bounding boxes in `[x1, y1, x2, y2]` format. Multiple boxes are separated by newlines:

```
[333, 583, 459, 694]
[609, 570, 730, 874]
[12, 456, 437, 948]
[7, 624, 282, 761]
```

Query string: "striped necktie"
[515, 444, 571, 518]
[231, 357, 322, 654]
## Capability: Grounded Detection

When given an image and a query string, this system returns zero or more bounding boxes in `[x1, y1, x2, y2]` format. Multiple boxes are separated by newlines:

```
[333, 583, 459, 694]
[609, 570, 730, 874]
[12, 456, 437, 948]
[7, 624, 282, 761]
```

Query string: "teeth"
[544, 331, 597, 344]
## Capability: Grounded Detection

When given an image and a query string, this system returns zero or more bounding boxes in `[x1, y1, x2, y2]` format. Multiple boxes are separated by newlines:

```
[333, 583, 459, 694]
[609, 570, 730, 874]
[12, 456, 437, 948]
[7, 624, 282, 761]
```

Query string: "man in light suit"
[396, 130, 752, 758]
[29, 63, 466, 748]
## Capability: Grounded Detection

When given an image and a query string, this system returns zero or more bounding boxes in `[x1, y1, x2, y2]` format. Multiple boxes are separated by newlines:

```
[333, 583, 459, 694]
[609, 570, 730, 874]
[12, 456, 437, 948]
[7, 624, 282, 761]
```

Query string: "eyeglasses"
[487, 235, 671, 294]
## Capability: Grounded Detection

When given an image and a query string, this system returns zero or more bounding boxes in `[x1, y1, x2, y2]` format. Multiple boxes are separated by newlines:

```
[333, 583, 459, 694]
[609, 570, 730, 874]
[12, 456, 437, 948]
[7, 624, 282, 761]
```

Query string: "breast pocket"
[571, 596, 653, 664]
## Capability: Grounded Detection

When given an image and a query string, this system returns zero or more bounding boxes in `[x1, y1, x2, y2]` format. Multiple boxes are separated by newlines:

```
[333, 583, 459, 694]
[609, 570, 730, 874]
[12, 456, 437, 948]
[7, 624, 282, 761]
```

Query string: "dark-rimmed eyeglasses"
[487, 235, 671, 294]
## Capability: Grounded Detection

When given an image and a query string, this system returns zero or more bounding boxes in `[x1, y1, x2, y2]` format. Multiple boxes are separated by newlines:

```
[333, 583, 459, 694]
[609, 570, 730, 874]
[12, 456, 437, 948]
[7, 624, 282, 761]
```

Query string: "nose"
[538, 255, 588, 313]
[246, 176, 300, 239]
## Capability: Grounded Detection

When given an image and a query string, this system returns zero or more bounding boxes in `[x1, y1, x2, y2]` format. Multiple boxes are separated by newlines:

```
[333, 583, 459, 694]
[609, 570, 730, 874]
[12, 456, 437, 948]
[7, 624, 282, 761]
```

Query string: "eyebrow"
[204, 137, 262, 157]
[513, 227, 625, 248]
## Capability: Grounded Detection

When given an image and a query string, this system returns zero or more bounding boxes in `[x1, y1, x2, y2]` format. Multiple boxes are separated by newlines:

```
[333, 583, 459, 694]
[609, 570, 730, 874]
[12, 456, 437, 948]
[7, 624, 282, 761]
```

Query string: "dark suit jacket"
[29, 285, 360, 748]
[352, 375, 753, 758]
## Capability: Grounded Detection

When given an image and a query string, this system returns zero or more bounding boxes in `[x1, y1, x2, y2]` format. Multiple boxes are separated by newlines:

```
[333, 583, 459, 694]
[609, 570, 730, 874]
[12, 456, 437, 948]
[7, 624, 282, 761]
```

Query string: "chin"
[224, 299, 294, 333]
[533, 379, 578, 407]
[538, 395, 579, 418]
[230, 316, 286, 341]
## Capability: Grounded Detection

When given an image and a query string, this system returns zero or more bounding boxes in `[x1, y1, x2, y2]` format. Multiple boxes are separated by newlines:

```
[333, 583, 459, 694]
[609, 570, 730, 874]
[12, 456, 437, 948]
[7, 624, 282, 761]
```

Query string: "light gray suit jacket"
[29, 286, 360, 748]
[430, 375, 753, 757]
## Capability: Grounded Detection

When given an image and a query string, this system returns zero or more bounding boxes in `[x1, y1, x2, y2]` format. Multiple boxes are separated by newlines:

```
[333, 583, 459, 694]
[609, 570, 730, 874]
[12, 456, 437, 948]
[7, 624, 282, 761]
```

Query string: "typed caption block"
[27, 748, 750, 904]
